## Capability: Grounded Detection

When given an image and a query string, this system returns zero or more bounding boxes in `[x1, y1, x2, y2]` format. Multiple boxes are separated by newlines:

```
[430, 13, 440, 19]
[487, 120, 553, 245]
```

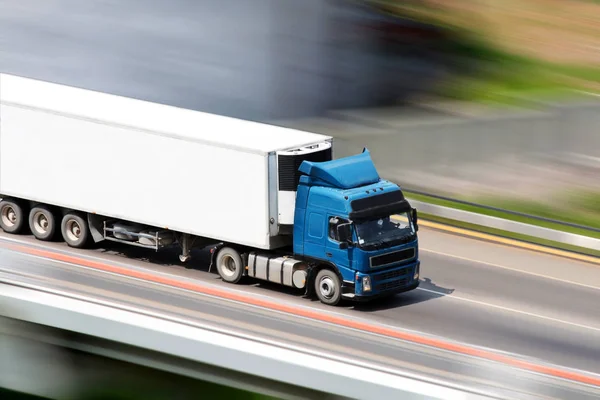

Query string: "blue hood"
[298, 148, 380, 189]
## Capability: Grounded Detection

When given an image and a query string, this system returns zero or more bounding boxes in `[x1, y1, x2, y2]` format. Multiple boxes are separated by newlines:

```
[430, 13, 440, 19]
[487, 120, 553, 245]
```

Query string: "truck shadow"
[95, 242, 214, 271]
[91, 243, 455, 309]
[350, 278, 454, 312]
[95, 243, 299, 290]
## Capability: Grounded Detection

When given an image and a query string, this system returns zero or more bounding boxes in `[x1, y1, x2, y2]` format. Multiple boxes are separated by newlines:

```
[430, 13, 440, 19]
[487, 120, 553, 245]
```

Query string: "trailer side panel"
[0, 102, 274, 249]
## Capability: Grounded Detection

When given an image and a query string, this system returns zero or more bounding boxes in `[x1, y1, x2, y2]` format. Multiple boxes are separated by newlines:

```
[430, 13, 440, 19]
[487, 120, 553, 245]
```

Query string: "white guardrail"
[409, 199, 600, 252]
[0, 281, 498, 400]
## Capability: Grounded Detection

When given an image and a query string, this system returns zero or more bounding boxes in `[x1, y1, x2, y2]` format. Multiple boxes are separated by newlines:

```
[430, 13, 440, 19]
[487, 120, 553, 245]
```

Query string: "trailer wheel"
[0, 199, 27, 234]
[61, 213, 90, 248]
[29, 205, 58, 241]
[216, 247, 244, 284]
[315, 269, 342, 306]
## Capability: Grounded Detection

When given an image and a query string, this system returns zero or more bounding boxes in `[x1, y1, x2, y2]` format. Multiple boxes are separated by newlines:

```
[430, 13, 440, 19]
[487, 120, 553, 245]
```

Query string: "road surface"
[1, 225, 599, 399]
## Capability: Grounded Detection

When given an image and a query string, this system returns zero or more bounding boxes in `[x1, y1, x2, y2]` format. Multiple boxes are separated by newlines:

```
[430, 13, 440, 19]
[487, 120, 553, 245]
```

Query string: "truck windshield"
[355, 212, 414, 248]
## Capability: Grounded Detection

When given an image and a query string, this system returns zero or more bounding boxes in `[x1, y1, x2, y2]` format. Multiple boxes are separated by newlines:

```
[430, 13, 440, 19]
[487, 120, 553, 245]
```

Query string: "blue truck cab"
[293, 149, 420, 305]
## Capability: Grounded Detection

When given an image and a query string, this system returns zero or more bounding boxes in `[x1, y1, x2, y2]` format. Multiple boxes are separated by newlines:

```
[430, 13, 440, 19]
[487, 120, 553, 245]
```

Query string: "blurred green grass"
[0, 388, 49, 400]
[476, 191, 600, 231]
[420, 213, 600, 259]
[407, 190, 600, 239]
[74, 379, 277, 400]
[436, 37, 600, 105]
[374, 0, 600, 105]
[69, 361, 279, 400]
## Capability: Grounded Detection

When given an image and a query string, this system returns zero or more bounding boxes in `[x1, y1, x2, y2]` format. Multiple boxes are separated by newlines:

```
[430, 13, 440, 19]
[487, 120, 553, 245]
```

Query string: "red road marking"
[7, 242, 600, 387]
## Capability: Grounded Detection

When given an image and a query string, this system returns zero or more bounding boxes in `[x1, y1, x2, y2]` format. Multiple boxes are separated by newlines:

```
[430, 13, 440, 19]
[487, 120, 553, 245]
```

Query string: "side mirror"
[411, 208, 419, 232]
[337, 223, 352, 245]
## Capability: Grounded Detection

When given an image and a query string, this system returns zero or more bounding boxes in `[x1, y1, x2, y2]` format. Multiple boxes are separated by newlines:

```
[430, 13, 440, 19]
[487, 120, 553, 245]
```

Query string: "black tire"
[0, 199, 27, 234]
[216, 247, 244, 284]
[61, 213, 90, 248]
[315, 269, 342, 306]
[29, 205, 58, 241]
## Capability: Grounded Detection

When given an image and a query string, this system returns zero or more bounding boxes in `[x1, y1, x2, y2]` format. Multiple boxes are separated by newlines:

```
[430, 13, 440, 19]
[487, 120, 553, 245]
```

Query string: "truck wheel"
[29, 205, 58, 241]
[216, 247, 244, 284]
[0, 199, 26, 234]
[61, 213, 90, 248]
[315, 269, 342, 306]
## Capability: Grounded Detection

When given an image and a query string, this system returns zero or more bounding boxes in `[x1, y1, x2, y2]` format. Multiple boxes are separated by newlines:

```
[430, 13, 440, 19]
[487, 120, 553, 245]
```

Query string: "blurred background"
[2, 0, 599, 229]
[2, 1, 600, 398]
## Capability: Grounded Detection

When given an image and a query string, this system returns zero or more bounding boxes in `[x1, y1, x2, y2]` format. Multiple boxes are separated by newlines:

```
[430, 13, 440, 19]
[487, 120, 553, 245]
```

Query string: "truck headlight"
[362, 276, 372, 292]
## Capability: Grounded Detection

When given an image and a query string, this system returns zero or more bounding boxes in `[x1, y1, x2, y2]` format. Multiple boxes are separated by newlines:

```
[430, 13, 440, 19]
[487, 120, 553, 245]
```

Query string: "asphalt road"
[0, 225, 599, 399]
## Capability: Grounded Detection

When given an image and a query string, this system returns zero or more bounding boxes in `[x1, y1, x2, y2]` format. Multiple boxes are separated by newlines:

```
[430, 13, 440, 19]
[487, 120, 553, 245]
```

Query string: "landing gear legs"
[179, 233, 193, 263]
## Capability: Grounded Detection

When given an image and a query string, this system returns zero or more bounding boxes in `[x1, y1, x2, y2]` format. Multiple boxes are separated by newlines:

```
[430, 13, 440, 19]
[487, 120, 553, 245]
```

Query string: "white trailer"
[0, 73, 332, 261]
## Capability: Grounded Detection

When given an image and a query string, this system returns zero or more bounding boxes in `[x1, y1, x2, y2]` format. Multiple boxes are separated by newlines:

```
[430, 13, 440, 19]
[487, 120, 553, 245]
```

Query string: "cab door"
[325, 216, 351, 273]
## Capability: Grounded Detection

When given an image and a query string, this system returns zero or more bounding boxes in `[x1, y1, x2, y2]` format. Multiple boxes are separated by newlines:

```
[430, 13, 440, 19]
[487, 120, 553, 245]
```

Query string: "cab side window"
[328, 217, 349, 242]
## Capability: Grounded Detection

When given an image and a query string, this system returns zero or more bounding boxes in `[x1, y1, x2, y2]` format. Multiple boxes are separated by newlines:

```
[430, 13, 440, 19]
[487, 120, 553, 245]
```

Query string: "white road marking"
[421, 248, 600, 292]
[3, 230, 599, 295]
[2, 278, 500, 398]
[0, 235, 332, 310]
[0, 250, 555, 364]
[5, 264, 600, 390]
[5, 238, 600, 387]
[0, 243, 375, 325]
[2, 233, 600, 335]
[417, 287, 600, 333]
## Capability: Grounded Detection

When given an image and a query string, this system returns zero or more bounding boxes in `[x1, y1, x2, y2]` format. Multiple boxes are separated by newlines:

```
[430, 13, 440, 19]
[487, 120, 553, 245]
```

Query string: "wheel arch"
[304, 259, 344, 296]
[209, 242, 253, 275]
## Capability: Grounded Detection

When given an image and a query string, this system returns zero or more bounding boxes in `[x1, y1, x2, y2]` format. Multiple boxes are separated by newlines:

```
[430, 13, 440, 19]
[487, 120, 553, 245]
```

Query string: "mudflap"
[87, 213, 105, 243]
[208, 242, 226, 274]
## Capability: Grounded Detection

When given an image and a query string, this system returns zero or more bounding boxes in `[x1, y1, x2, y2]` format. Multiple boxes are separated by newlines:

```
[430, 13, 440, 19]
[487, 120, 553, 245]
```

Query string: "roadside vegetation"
[475, 190, 600, 231]
[369, 0, 600, 249]
[407, 190, 600, 238]
[407, 189, 600, 257]
[0, 365, 277, 400]
[374, 0, 600, 105]
[0, 379, 275, 400]
[420, 213, 600, 259]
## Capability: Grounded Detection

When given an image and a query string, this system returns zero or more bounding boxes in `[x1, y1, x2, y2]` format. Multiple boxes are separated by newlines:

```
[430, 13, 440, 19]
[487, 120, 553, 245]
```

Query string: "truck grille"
[370, 248, 415, 269]
[373, 265, 412, 282]
[376, 278, 410, 292]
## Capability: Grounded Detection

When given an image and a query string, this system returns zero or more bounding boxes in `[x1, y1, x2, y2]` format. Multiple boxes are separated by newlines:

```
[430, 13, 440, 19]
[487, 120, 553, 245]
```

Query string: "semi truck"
[0, 73, 420, 306]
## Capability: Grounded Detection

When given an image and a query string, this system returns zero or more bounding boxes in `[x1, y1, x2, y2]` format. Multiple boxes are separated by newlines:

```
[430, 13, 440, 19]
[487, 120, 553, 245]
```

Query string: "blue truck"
[0, 73, 420, 306]
[285, 149, 420, 305]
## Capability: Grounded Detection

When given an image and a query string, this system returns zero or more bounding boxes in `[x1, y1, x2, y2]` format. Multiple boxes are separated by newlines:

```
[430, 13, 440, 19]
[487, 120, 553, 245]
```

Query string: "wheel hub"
[33, 212, 50, 233]
[319, 277, 335, 298]
[221, 255, 237, 277]
[66, 219, 82, 242]
[2, 206, 16, 227]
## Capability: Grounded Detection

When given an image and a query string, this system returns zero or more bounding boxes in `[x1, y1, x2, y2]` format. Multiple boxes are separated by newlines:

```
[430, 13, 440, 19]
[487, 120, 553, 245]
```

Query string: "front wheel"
[315, 269, 342, 306]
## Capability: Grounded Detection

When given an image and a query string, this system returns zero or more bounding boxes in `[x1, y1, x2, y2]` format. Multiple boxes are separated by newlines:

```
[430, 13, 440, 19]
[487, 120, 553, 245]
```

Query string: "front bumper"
[351, 280, 420, 302]
[343, 260, 420, 302]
